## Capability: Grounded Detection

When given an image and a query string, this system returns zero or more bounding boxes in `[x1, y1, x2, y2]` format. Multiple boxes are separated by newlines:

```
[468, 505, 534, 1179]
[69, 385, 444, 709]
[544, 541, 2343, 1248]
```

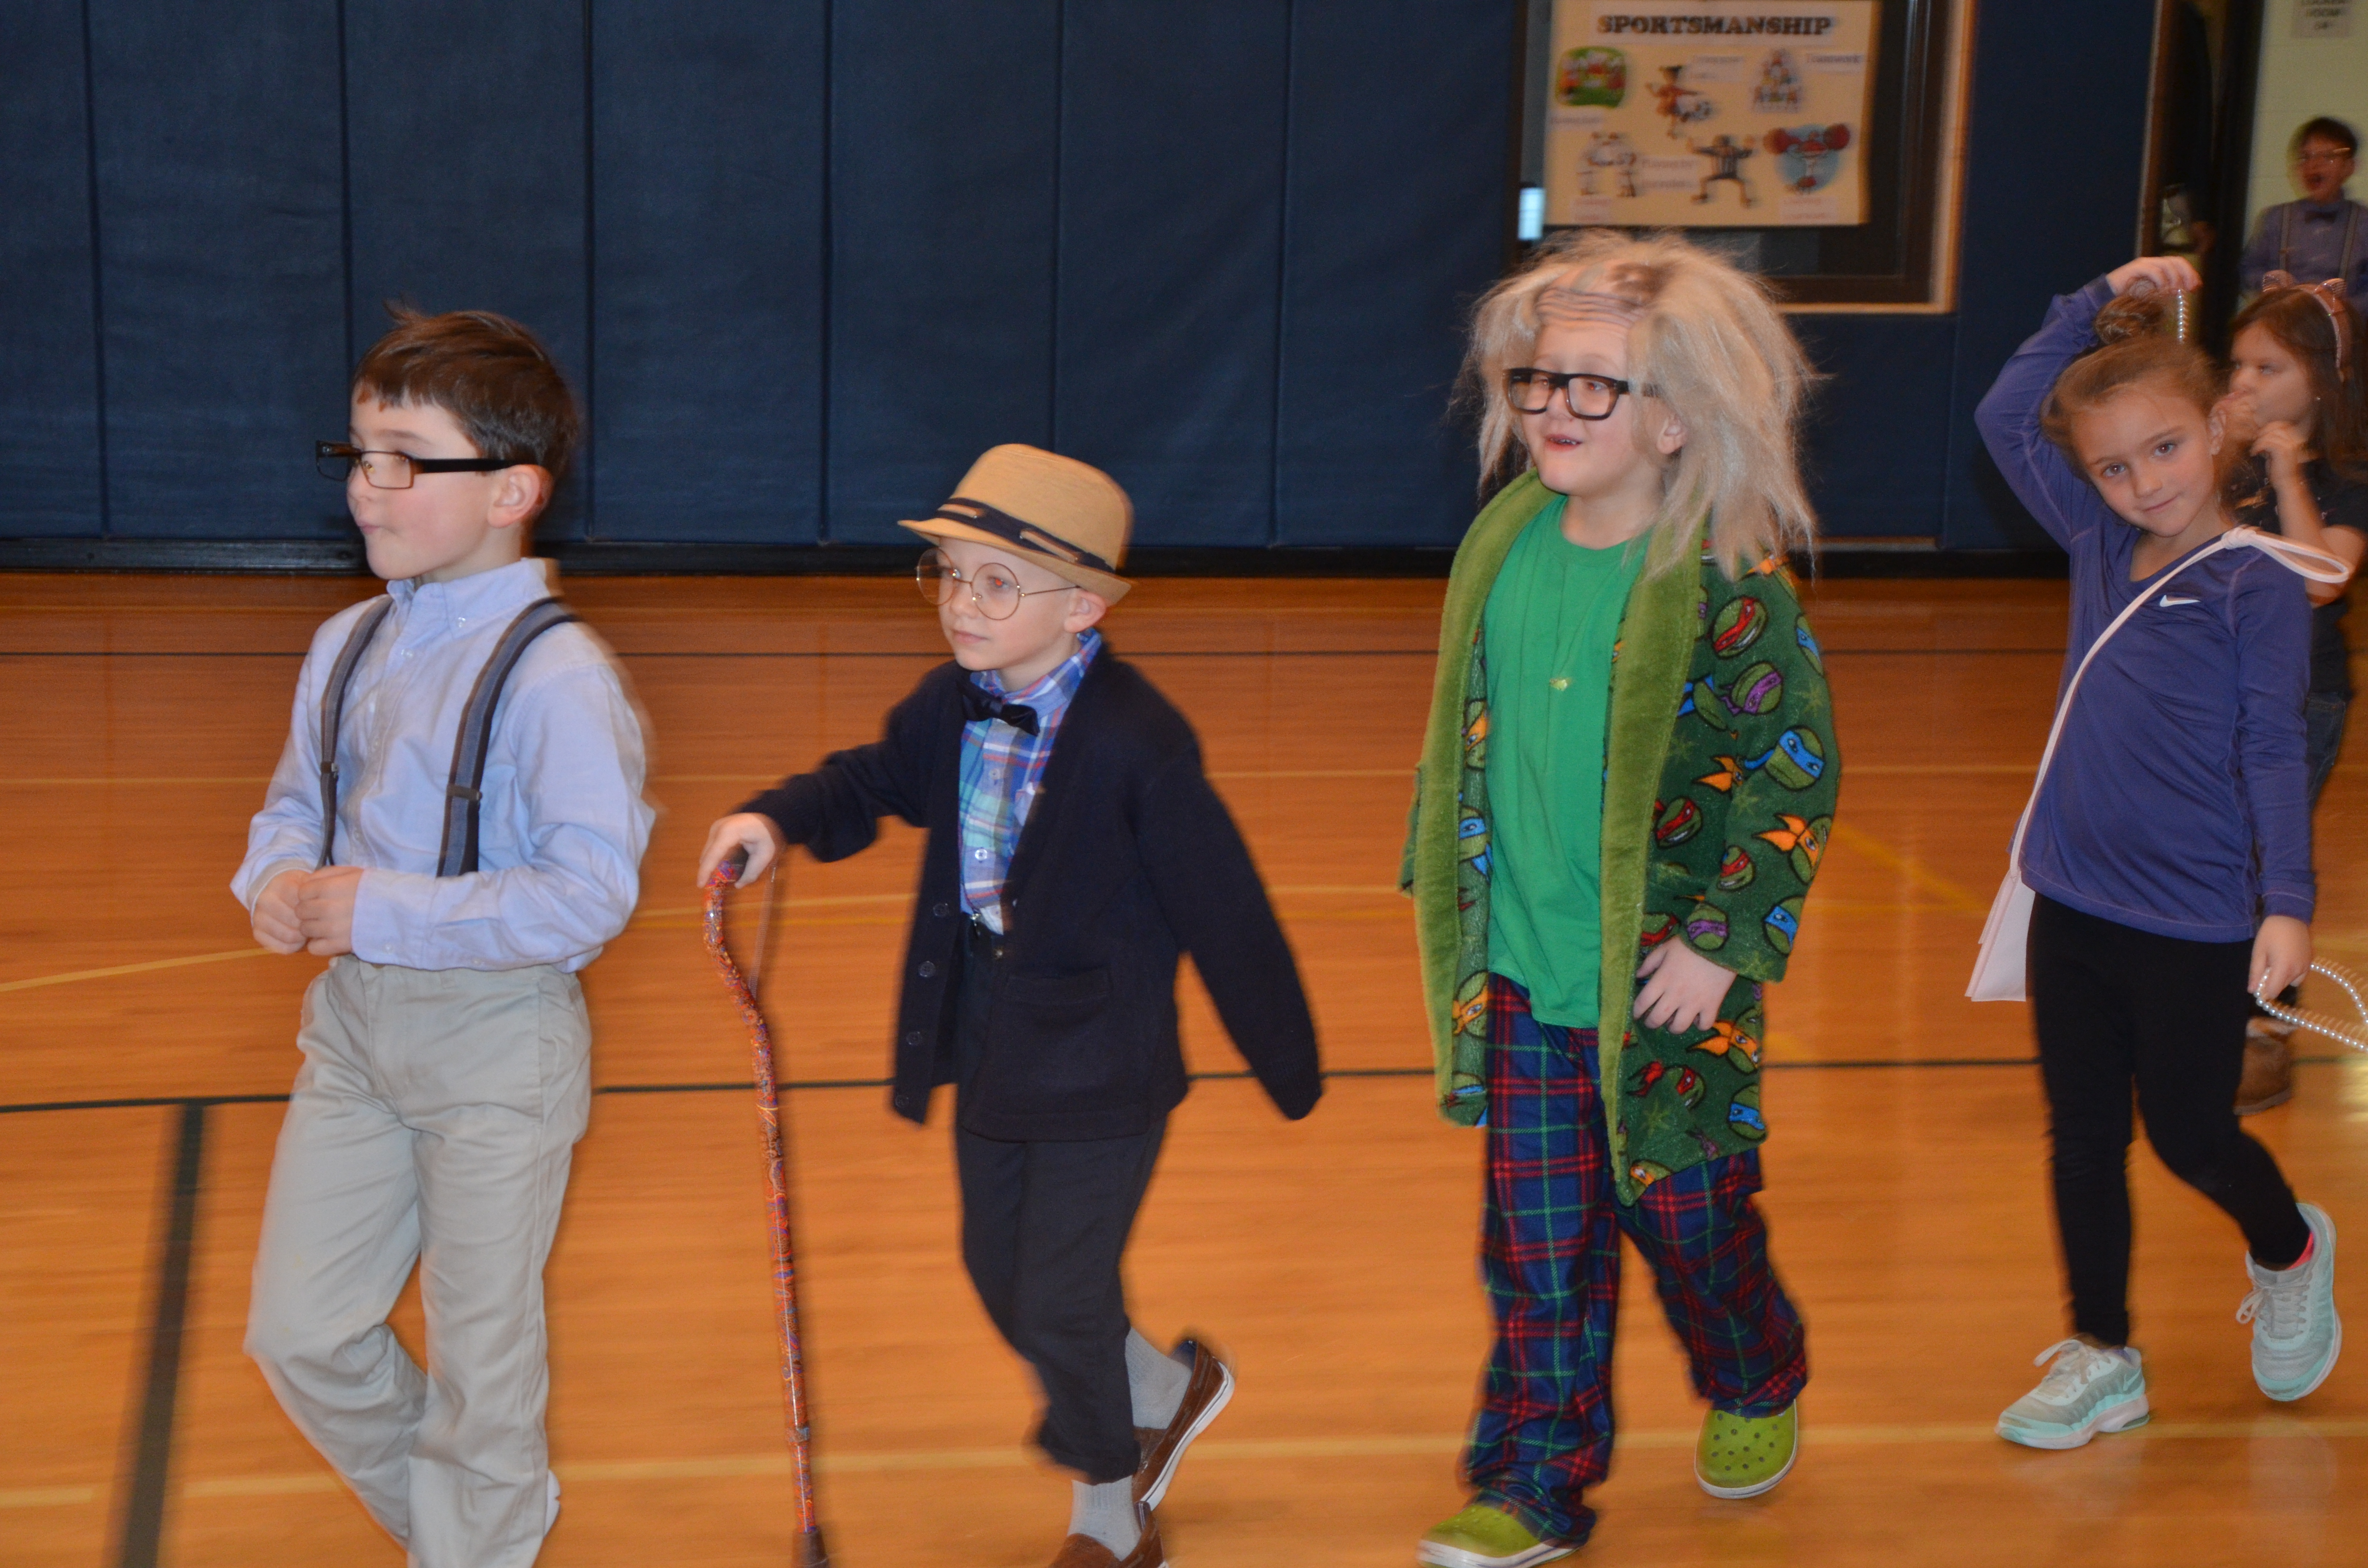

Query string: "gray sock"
[1070, 1478, 1140, 1555]
[1126, 1327, 1191, 1429]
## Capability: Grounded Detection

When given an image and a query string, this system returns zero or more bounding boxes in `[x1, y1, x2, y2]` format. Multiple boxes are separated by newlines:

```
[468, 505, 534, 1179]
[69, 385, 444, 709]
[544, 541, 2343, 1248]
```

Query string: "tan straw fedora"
[898, 444, 1134, 602]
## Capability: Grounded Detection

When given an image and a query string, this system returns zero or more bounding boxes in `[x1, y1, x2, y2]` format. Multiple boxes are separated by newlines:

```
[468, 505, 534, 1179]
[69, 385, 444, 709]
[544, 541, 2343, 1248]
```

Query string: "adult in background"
[2241, 118, 2368, 317]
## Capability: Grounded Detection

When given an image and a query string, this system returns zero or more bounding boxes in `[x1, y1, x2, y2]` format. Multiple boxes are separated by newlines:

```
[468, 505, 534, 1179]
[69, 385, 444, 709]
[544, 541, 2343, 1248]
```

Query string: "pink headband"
[2260, 270, 2352, 373]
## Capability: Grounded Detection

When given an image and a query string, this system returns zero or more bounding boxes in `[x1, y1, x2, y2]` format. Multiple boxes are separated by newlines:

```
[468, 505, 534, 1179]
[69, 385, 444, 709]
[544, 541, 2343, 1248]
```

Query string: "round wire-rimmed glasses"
[914, 547, 1077, 621]
[1504, 368, 1636, 421]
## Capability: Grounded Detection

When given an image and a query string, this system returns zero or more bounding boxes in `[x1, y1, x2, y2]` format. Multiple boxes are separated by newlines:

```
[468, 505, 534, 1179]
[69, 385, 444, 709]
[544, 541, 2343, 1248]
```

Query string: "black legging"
[2028, 895, 2311, 1347]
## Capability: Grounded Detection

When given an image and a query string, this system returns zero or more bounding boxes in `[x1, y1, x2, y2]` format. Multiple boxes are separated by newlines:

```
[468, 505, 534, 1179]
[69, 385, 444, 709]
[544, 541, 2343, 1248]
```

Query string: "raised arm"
[1973, 276, 2121, 552]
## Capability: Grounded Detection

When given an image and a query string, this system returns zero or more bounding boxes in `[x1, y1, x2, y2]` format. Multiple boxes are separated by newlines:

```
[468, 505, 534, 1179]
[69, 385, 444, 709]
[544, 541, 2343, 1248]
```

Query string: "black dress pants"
[952, 918, 1164, 1483]
[2028, 895, 2311, 1347]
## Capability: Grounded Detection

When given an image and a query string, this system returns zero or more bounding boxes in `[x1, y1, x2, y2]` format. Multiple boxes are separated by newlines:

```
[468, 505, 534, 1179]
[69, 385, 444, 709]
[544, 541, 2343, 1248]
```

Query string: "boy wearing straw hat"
[699, 445, 1322, 1568]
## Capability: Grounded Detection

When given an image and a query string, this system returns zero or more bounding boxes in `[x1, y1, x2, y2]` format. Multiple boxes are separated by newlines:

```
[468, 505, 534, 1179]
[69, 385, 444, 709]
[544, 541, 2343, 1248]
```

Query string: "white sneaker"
[2241, 1202, 2342, 1401]
[1997, 1338, 2150, 1449]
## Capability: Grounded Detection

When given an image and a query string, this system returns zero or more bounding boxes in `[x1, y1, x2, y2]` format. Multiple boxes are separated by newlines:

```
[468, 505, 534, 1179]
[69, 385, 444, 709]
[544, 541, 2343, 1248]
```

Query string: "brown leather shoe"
[2237, 1016, 2295, 1116]
[1133, 1336, 1234, 1508]
[1049, 1509, 1164, 1568]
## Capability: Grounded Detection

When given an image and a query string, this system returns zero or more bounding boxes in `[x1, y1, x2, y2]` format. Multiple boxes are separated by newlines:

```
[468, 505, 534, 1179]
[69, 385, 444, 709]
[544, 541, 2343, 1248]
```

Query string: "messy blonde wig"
[1462, 231, 1817, 578]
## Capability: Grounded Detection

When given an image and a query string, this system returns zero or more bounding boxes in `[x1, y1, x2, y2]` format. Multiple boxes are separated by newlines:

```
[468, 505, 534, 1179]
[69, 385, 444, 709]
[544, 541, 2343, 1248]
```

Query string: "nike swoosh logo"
[2159, 595, 2198, 607]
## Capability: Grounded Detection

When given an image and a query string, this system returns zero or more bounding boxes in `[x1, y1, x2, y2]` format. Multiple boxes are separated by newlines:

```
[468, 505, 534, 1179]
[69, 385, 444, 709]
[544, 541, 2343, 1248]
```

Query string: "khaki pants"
[246, 957, 591, 1568]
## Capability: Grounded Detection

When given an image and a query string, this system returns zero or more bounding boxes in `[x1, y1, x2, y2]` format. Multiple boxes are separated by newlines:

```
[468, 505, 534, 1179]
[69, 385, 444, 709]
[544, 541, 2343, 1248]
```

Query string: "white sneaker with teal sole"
[2241, 1201, 2342, 1402]
[1997, 1339, 2149, 1449]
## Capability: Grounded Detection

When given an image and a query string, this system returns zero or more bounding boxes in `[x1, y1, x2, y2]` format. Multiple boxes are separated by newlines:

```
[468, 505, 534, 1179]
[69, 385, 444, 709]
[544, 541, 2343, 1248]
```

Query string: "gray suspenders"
[315, 594, 581, 875]
[2277, 203, 2364, 283]
[435, 597, 579, 875]
[316, 598, 395, 869]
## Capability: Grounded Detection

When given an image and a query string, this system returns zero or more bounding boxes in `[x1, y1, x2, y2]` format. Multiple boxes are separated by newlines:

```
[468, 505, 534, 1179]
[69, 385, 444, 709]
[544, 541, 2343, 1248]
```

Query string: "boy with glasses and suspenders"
[2241, 117, 2368, 318]
[699, 445, 1321, 1568]
[235, 307, 652, 1568]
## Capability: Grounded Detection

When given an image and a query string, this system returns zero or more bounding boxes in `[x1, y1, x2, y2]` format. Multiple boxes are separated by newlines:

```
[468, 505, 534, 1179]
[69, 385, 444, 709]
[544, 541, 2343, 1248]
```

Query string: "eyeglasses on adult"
[915, 547, 1077, 621]
[1504, 368, 1638, 420]
[316, 441, 520, 490]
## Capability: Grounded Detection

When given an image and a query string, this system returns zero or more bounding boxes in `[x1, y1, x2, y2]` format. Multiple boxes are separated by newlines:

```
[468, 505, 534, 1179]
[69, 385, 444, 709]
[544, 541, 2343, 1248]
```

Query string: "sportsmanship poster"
[1542, 2, 1877, 228]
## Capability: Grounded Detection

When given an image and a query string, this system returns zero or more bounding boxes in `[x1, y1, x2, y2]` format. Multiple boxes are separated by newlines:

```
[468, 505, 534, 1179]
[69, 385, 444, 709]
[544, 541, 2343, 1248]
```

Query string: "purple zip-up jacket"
[1974, 275, 2314, 942]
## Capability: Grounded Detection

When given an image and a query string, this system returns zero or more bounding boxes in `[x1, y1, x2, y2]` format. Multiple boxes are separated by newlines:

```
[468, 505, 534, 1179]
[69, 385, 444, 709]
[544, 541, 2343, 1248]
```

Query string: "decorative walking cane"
[704, 854, 829, 1568]
[2258, 960, 2368, 1054]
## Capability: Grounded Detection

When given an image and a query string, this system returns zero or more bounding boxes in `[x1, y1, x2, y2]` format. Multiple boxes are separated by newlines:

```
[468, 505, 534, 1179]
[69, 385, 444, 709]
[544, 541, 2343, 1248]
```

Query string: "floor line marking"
[1826, 823, 1992, 916]
[0, 768, 1414, 789]
[113, 1103, 205, 1567]
[0, 947, 273, 994]
[0, 1484, 104, 1509]
[10, 1055, 2205, 1117]
[0, 764, 2050, 789]
[136, 1417, 2368, 1503]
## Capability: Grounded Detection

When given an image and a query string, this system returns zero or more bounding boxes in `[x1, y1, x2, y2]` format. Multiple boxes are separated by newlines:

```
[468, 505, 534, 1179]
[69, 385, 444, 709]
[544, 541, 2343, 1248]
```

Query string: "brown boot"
[2236, 1016, 2295, 1115]
[1049, 1508, 1164, 1568]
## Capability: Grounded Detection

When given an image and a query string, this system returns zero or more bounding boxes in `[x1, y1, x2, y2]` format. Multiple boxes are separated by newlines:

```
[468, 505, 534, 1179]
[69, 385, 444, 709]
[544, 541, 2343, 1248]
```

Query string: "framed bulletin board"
[1543, 4, 1879, 228]
[1521, 0, 1968, 307]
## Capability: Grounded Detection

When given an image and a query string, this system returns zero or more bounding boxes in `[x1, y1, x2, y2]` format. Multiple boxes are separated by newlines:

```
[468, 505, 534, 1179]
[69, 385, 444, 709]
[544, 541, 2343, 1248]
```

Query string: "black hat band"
[930, 497, 1119, 576]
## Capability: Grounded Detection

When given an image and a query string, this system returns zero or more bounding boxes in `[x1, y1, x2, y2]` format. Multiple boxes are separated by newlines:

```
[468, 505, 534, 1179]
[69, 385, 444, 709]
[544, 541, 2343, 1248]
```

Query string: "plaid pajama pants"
[1466, 976, 1807, 1546]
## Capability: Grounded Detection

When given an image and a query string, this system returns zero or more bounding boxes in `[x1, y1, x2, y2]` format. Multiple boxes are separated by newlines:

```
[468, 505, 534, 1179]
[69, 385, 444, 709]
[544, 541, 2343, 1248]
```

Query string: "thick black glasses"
[1504, 368, 1636, 420]
[915, 548, 1077, 621]
[316, 441, 517, 490]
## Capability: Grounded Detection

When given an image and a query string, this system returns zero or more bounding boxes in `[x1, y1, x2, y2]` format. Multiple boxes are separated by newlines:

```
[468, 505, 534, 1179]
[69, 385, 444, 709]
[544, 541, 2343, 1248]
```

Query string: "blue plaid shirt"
[958, 629, 1101, 933]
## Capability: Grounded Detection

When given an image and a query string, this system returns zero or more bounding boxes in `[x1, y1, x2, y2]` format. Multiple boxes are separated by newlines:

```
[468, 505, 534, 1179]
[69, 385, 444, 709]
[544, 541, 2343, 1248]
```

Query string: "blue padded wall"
[590, 2, 827, 544]
[826, 0, 1062, 543]
[88, 0, 348, 539]
[346, 0, 590, 538]
[1936, 0, 2158, 548]
[1, 0, 2162, 553]
[1277, 0, 1518, 547]
[1054, 1, 1292, 547]
[0, 5, 103, 537]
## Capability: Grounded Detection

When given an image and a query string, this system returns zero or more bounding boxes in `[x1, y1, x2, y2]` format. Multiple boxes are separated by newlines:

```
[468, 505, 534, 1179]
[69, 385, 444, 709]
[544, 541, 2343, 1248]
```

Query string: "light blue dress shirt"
[233, 558, 654, 972]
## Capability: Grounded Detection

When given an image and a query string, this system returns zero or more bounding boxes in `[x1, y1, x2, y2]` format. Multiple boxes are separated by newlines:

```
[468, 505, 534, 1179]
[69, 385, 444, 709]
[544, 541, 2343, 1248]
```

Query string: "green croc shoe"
[1695, 1402, 1799, 1499]
[1416, 1502, 1574, 1568]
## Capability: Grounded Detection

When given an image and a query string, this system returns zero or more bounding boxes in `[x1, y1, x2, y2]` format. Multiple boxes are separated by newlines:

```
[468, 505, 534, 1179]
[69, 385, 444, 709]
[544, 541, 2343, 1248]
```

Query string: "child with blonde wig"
[1403, 232, 1839, 1566]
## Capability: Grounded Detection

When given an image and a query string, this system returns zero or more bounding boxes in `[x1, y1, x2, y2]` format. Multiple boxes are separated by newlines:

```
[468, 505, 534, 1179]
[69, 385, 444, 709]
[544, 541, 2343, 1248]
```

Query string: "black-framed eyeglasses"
[1504, 368, 1636, 420]
[315, 441, 518, 490]
[915, 548, 1077, 621]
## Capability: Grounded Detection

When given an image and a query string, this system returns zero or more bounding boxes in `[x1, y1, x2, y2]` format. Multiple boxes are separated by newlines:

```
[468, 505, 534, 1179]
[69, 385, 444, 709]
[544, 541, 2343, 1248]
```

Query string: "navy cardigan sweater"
[741, 649, 1322, 1141]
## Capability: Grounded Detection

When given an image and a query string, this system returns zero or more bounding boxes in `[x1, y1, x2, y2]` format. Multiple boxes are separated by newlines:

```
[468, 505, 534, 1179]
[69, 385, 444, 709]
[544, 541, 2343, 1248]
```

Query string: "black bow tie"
[961, 681, 1040, 735]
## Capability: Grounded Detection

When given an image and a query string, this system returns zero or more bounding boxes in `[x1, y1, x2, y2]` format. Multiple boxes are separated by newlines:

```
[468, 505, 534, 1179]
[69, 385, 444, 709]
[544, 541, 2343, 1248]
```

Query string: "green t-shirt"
[1481, 498, 1646, 1028]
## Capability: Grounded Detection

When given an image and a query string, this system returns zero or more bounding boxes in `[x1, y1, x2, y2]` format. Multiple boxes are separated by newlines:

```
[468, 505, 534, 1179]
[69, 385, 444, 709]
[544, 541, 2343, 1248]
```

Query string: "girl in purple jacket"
[1973, 255, 2342, 1450]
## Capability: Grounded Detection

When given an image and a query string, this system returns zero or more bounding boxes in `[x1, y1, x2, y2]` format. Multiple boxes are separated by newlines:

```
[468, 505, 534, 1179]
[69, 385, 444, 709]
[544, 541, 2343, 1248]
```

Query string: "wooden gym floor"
[3, 571, 2364, 1568]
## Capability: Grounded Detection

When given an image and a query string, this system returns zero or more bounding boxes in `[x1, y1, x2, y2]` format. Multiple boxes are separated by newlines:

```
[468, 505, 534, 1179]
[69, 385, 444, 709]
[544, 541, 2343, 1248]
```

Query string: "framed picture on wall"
[1541, 4, 1879, 229]
[1519, 0, 1966, 307]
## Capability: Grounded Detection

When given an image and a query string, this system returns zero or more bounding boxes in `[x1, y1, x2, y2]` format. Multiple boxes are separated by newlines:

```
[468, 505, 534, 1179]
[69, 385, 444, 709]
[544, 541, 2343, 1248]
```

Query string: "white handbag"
[1967, 527, 2351, 1002]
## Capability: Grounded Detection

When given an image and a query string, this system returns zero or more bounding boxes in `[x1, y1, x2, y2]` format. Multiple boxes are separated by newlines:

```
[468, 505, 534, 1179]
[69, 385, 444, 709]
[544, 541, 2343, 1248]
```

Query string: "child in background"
[698, 446, 1320, 1568]
[2221, 276, 2368, 1111]
[1974, 256, 2340, 1451]
[236, 308, 654, 1567]
[1403, 233, 1838, 1567]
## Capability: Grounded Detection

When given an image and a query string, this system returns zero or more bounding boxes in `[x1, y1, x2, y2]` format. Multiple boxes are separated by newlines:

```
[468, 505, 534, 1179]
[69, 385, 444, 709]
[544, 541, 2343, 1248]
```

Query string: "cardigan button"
[918, 961, 937, 979]
[904, 1031, 923, 1047]
[933, 902, 950, 918]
